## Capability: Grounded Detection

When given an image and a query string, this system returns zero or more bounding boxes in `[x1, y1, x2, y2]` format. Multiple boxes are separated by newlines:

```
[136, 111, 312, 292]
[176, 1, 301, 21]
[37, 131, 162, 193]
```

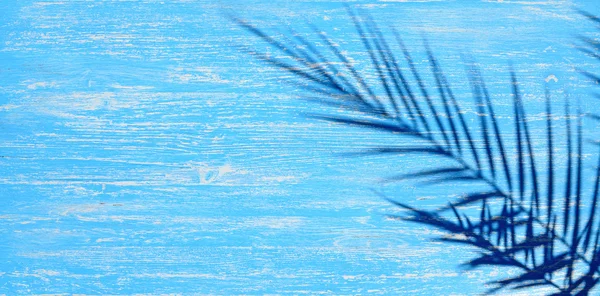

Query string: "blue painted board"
[1, 0, 600, 294]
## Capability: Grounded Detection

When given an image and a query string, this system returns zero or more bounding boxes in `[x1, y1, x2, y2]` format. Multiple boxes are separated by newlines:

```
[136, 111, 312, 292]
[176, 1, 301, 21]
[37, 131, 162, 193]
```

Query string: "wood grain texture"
[1, 0, 599, 294]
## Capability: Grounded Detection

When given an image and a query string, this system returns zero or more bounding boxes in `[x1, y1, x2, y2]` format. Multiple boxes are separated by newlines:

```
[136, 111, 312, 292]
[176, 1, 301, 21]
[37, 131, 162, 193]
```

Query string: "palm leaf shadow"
[233, 8, 600, 295]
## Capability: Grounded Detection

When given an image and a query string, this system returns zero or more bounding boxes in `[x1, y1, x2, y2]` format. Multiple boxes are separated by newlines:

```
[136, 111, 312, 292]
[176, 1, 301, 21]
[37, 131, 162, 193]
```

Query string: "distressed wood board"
[1, 0, 600, 295]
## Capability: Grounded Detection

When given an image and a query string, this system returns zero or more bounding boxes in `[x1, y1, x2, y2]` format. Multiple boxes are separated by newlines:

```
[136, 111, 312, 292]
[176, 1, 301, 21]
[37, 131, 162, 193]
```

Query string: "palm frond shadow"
[233, 8, 600, 295]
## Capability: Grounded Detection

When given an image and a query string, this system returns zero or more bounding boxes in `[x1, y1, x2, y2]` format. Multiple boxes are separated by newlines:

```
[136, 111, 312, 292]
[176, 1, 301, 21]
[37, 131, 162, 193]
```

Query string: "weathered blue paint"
[1, 0, 599, 294]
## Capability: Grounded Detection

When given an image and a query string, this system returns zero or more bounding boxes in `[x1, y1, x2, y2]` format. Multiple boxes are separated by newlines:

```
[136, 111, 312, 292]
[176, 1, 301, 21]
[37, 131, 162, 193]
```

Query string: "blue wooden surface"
[1, 0, 599, 294]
